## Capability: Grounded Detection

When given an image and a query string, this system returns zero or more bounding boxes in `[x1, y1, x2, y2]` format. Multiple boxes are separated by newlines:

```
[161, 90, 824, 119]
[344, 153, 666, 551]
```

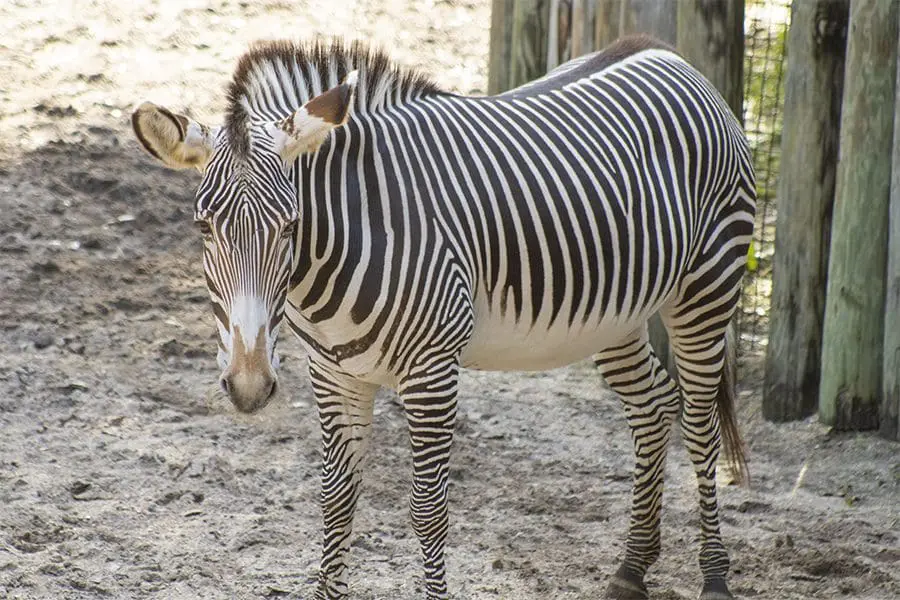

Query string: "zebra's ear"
[131, 102, 216, 171]
[270, 70, 358, 163]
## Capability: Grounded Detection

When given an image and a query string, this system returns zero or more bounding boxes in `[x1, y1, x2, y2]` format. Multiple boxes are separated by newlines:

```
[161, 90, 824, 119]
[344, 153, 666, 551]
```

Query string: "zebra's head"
[131, 73, 357, 413]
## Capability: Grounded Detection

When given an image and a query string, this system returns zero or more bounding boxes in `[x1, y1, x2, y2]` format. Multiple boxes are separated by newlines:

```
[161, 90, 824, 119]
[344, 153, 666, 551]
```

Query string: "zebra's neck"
[224, 39, 441, 158]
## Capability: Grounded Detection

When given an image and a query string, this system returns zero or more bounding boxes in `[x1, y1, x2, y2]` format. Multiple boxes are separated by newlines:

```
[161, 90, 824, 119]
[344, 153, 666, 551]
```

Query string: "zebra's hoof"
[606, 579, 649, 599]
[698, 578, 734, 600]
[606, 565, 649, 599]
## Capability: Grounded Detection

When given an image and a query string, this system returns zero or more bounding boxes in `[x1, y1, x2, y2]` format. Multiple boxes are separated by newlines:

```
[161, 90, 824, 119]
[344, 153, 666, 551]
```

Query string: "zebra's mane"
[224, 39, 441, 156]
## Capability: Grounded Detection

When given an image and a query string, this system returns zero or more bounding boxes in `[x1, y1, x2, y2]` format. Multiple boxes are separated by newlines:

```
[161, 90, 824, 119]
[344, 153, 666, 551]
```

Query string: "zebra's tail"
[717, 322, 749, 485]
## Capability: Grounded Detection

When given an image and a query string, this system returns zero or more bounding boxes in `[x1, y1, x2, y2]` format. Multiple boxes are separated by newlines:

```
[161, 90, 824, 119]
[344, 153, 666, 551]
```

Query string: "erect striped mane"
[224, 39, 442, 156]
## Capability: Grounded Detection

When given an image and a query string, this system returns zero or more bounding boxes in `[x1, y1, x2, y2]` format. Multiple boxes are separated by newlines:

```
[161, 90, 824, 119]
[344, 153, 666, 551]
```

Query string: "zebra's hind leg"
[664, 310, 742, 600]
[399, 358, 461, 600]
[594, 325, 681, 600]
[309, 360, 379, 600]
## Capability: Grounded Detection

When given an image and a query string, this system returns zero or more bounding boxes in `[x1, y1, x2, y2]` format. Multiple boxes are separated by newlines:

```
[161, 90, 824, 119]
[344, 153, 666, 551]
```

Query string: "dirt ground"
[1, 1, 897, 599]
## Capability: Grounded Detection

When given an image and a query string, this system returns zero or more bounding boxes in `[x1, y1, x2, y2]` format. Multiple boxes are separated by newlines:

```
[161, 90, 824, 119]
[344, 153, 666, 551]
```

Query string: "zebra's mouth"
[220, 325, 278, 413]
[220, 373, 277, 413]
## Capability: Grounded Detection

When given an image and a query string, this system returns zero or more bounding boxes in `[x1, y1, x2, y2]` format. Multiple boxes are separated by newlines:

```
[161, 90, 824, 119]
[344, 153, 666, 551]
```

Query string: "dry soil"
[1, 2, 897, 599]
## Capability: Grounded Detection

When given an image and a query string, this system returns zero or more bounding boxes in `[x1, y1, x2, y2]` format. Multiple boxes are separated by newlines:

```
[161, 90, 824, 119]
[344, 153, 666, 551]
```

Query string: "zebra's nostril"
[220, 377, 231, 395]
[266, 379, 277, 399]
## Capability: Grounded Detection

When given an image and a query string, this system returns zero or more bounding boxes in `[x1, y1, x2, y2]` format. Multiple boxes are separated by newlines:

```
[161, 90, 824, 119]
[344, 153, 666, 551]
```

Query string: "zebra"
[131, 35, 755, 600]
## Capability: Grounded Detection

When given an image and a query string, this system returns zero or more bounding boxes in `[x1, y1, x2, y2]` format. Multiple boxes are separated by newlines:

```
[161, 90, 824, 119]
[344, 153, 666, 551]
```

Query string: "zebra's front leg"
[399, 359, 460, 600]
[309, 360, 379, 600]
[594, 327, 681, 600]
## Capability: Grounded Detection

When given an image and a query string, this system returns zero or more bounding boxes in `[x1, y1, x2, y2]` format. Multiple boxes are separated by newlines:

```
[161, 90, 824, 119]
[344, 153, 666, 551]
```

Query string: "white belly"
[460, 309, 643, 371]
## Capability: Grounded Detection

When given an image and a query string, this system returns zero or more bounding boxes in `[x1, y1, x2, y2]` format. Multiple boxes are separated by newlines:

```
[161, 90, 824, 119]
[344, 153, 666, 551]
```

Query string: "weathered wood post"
[510, 0, 551, 89]
[547, 0, 561, 70]
[594, 0, 621, 48]
[819, 0, 898, 429]
[594, 0, 677, 48]
[882, 8, 900, 441]
[676, 0, 745, 120]
[763, 1, 849, 422]
[488, 0, 515, 95]
[571, 0, 587, 57]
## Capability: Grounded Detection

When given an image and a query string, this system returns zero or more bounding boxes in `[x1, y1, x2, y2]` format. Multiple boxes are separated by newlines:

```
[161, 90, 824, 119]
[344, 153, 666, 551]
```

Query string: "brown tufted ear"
[131, 102, 216, 171]
[269, 70, 358, 163]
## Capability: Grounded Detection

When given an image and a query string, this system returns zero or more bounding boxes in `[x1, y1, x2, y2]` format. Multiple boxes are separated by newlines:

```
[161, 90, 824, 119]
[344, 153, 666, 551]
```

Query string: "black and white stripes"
[139, 34, 756, 600]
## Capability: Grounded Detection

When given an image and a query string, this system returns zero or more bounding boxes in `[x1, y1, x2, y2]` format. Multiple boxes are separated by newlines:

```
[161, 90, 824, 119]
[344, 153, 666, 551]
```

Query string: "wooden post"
[820, 0, 898, 430]
[595, 0, 677, 49]
[584, 0, 596, 54]
[621, 0, 677, 44]
[882, 9, 900, 441]
[510, 0, 551, 89]
[595, 0, 622, 49]
[570, 0, 587, 58]
[763, 1, 849, 422]
[676, 0, 745, 120]
[558, 0, 572, 65]
[547, 0, 561, 70]
[488, 0, 515, 95]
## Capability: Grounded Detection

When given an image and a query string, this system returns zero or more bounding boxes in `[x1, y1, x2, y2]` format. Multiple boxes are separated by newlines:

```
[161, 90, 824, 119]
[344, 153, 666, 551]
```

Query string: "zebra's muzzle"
[220, 325, 277, 413]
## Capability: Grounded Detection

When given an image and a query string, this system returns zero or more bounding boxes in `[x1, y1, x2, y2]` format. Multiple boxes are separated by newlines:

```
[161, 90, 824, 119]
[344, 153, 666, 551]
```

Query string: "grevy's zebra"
[132, 36, 755, 600]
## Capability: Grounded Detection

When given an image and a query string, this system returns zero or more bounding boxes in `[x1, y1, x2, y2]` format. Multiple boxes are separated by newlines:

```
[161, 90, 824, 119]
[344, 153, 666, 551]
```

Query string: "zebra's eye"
[196, 220, 213, 240]
[281, 222, 297, 240]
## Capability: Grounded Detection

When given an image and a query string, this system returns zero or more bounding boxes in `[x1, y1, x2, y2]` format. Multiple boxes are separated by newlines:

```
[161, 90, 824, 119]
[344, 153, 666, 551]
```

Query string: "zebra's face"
[195, 140, 298, 413]
[130, 72, 357, 413]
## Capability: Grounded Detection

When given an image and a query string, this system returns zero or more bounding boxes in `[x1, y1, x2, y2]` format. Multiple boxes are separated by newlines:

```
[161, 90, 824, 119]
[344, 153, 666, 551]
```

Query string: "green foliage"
[747, 240, 758, 272]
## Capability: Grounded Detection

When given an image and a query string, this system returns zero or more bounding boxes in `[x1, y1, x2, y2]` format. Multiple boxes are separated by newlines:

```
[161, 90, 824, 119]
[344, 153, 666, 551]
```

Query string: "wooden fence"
[764, 0, 900, 440]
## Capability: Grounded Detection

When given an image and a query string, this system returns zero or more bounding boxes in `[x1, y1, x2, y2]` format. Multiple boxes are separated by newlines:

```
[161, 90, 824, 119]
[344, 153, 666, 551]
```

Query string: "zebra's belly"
[459, 313, 643, 371]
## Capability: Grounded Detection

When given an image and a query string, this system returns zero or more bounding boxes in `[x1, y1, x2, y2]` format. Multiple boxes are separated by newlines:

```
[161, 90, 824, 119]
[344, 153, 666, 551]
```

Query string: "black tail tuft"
[718, 323, 748, 484]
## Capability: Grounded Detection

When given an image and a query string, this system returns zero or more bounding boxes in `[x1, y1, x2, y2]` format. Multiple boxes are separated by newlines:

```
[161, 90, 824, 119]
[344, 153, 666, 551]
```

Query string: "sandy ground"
[1, 1, 898, 599]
